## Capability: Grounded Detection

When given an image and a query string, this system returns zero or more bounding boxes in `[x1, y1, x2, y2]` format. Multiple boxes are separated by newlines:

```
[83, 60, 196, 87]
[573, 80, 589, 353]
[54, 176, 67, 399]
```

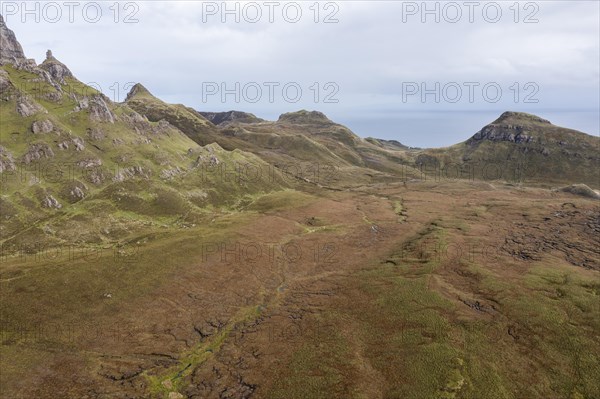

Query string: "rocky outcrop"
[76, 158, 102, 169]
[467, 112, 554, 145]
[0, 68, 12, 95]
[557, 184, 600, 200]
[278, 110, 332, 124]
[89, 95, 116, 123]
[63, 181, 88, 202]
[0, 14, 27, 65]
[0, 146, 16, 173]
[113, 166, 150, 182]
[199, 110, 264, 125]
[70, 185, 86, 200]
[31, 119, 54, 134]
[17, 96, 44, 117]
[87, 127, 105, 141]
[57, 137, 85, 151]
[39, 50, 73, 84]
[22, 143, 55, 164]
[469, 124, 534, 144]
[42, 195, 62, 209]
[160, 166, 185, 180]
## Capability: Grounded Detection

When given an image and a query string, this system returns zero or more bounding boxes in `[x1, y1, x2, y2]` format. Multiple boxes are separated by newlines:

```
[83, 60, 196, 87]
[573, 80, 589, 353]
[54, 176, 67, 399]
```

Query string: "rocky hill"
[415, 111, 599, 186]
[199, 110, 264, 125]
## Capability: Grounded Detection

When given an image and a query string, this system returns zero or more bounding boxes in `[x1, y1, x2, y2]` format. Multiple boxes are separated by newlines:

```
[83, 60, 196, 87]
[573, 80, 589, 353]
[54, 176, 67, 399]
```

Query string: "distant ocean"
[342, 110, 600, 149]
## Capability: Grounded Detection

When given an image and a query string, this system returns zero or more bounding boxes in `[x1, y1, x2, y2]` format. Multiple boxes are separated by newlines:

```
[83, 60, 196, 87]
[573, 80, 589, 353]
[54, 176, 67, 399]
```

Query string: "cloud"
[2, 0, 598, 146]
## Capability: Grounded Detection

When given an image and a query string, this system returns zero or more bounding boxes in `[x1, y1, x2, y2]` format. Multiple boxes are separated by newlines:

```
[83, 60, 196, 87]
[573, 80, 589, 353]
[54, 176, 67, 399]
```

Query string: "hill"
[413, 111, 599, 186]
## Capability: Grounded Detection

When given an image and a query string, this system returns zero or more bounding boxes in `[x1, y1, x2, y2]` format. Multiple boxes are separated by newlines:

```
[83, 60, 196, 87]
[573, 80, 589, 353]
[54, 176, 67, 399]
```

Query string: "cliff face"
[0, 14, 27, 65]
[467, 112, 550, 145]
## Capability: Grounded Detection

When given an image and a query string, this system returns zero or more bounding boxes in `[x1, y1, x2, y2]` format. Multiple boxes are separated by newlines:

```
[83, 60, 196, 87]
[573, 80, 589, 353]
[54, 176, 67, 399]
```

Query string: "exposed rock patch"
[31, 119, 54, 134]
[470, 124, 534, 144]
[113, 166, 150, 182]
[0, 146, 16, 173]
[57, 137, 85, 151]
[76, 158, 102, 169]
[17, 96, 44, 117]
[22, 143, 54, 164]
[0, 14, 27, 65]
[0, 68, 13, 95]
[39, 50, 73, 84]
[42, 195, 62, 209]
[557, 184, 600, 200]
[89, 95, 116, 123]
[160, 167, 185, 180]
[87, 127, 105, 141]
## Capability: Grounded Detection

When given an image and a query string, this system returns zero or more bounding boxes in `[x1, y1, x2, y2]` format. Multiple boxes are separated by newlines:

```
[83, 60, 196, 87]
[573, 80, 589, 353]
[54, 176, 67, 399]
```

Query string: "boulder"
[31, 119, 54, 134]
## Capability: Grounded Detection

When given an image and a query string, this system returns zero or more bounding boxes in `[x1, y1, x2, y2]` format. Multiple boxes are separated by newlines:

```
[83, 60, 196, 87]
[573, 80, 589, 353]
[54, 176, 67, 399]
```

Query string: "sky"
[2, 0, 599, 147]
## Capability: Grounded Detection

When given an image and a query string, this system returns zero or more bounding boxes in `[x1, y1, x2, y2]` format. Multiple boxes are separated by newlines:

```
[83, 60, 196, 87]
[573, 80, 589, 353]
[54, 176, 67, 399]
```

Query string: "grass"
[268, 330, 352, 399]
[145, 303, 264, 398]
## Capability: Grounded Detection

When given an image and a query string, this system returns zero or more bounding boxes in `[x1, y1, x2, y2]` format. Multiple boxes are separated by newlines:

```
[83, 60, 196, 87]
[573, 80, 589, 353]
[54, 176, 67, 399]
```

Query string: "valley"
[1, 13, 599, 399]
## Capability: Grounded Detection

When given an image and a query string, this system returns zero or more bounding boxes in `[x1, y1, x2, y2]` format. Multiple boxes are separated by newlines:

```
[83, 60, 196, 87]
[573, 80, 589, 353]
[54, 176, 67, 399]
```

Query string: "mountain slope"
[0, 25, 284, 254]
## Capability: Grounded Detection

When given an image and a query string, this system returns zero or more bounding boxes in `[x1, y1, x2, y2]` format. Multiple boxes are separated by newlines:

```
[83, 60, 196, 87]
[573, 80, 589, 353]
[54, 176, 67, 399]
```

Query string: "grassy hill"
[0, 62, 285, 256]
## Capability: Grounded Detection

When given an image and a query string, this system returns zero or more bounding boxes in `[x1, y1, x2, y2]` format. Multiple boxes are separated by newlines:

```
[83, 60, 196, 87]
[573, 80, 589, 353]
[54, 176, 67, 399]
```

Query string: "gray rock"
[471, 125, 533, 144]
[39, 50, 73, 84]
[70, 184, 87, 201]
[76, 158, 102, 169]
[113, 166, 150, 182]
[31, 119, 54, 134]
[0, 69, 12, 94]
[89, 95, 116, 123]
[87, 127, 105, 141]
[85, 169, 105, 185]
[16, 96, 44, 117]
[0, 146, 16, 173]
[160, 167, 185, 180]
[122, 111, 146, 124]
[0, 14, 27, 65]
[72, 137, 85, 151]
[22, 143, 54, 164]
[44, 91, 63, 102]
[73, 97, 89, 112]
[557, 184, 600, 200]
[42, 195, 62, 209]
[57, 137, 84, 151]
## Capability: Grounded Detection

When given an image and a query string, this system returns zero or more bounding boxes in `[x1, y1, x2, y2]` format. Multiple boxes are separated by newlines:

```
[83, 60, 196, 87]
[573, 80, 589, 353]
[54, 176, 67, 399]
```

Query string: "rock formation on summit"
[40, 49, 73, 83]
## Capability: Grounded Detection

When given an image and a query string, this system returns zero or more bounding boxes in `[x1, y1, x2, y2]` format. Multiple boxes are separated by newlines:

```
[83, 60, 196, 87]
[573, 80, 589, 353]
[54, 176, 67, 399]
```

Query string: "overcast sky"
[3, 0, 599, 147]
